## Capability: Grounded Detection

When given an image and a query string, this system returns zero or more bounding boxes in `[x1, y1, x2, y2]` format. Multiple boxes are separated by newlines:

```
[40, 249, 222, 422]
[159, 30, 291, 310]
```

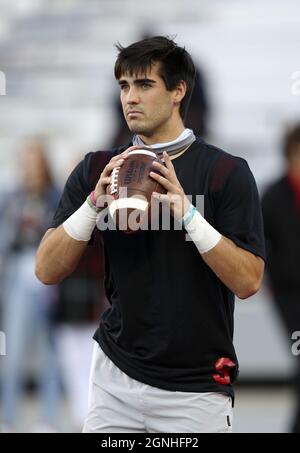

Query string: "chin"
[129, 126, 148, 136]
[130, 123, 153, 136]
[128, 119, 158, 138]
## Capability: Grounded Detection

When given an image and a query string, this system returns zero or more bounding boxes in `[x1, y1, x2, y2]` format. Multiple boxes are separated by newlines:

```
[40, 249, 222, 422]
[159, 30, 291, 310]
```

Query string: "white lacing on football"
[127, 150, 157, 158]
[110, 167, 120, 195]
[109, 197, 149, 221]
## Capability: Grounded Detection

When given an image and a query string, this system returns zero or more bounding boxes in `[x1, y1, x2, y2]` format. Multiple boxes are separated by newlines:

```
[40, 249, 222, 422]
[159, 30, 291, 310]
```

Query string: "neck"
[139, 120, 185, 145]
[132, 125, 195, 158]
[168, 144, 191, 161]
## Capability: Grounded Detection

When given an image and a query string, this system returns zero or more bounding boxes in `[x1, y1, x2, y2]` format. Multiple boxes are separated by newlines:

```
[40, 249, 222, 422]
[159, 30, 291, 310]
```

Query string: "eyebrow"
[118, 78, 157, 86]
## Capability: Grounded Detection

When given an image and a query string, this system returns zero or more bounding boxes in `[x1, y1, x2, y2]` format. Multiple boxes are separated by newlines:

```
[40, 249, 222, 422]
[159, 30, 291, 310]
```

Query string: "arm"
[36, 147, 136, 285]
[35, 226, 88, 285]
[201, 236, 264, 299]
[150, 151, 265, 299]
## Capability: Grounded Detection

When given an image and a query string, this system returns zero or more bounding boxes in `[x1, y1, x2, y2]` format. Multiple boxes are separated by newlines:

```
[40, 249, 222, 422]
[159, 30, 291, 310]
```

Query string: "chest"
[173, 155, 212, 200]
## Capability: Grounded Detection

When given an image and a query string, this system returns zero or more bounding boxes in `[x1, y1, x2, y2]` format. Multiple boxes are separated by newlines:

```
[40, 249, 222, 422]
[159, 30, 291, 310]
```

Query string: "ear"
[173, 80, 187, 105]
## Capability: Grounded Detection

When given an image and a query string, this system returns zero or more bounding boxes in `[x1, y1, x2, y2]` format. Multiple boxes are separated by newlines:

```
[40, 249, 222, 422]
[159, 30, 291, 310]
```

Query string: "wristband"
[89, 191, 98, 208]
[183, 205, 222, 254]
[182, 204, 197, 227]
[87, 192, 102, 213]
[63, 198, 98, 242]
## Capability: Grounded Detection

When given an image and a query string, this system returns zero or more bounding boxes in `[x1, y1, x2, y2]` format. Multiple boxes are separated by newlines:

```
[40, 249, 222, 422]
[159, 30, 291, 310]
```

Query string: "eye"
[141, 83, 151, 89]
[120, 84, 129, 91]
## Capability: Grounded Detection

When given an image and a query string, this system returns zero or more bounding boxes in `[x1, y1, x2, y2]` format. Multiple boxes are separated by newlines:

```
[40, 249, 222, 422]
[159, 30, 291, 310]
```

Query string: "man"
[36, 36, 265, 433]
[262, 124, 300, 433]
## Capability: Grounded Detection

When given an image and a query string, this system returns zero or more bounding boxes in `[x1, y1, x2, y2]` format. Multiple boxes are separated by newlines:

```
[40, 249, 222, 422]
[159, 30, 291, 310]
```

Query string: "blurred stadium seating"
[0, 0, 300, 432]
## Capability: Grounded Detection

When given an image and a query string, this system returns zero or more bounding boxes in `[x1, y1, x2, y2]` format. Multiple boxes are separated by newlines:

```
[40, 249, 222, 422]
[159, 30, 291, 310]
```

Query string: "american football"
[106, 149, 166, 233]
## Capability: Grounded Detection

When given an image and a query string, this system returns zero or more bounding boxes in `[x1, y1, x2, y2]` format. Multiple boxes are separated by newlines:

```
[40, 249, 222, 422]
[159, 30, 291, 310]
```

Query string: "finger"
[102, 158, 124, 177]
[100, 176, 111, 186]
[125, 145, 140, 152]
[152, 160, 179, 183]
[152, 160, 169, 176]
[152, 191, 167, 199]
[120, 145, 139, 157]
[161, 151, 179, 183]
[149, 171, 173, 191]
[152, 160, 178, 185]
[152, 192, 170, 204]
[109, 146, 139, 167]
[110, 152, 128, 162]
[162, 151, 175, 170]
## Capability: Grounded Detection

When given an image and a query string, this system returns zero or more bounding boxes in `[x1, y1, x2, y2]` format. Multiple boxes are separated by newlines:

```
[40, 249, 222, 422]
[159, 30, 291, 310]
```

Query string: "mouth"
[127, 111, 143, 118]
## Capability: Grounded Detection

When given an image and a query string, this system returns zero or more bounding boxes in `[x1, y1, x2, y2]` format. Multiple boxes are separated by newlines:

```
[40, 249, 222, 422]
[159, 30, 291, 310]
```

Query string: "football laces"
[110, 166, 120, 195]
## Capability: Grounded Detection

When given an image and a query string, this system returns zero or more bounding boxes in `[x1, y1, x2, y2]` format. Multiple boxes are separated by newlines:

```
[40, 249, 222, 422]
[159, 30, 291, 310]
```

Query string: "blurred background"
[0, 0, 300, 433]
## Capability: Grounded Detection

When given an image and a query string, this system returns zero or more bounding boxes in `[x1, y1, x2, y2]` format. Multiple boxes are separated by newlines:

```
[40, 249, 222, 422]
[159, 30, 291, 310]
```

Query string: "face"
[21, 142, 50, 194]
[288, 143, 300, 175]
[118, 63, 183, 142]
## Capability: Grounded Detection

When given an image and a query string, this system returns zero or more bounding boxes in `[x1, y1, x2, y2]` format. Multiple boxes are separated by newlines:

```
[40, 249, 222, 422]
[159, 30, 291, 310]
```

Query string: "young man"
[36, 36, 265, 433]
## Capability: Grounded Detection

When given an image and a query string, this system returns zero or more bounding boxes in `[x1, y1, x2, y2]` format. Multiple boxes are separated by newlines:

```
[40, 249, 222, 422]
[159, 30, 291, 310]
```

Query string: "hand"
[94, 145, 139, 200]
[150, 151, 191, 220]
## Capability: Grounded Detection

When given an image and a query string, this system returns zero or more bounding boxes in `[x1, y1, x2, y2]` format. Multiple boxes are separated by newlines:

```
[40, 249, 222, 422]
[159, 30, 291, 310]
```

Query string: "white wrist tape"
[63, 200, 98, 242]
[183, 206, 222, 254]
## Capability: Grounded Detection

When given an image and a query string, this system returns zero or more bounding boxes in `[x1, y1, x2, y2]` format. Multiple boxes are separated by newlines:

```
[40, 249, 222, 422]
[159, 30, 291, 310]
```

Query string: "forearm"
[182, 205, 264, 299]
[35, 149, 133, 285]
[35, 226, 88, 285]
[201, 237, 264, 299]
[149, 152, 265, 299]
[36, 194, 101, 284]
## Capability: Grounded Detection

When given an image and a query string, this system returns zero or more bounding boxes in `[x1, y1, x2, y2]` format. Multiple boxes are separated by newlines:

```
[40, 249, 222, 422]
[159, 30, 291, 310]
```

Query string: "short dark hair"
[114, 36, 196, 120]
[283, 124, 300, 160]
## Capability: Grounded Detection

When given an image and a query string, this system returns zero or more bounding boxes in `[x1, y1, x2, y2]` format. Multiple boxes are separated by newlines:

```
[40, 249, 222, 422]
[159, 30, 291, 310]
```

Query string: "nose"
[126, 86, 140, 105]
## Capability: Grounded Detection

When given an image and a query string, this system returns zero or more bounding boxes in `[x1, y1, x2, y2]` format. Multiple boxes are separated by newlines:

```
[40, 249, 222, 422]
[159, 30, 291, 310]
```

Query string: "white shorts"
[82, 342, 233, 433]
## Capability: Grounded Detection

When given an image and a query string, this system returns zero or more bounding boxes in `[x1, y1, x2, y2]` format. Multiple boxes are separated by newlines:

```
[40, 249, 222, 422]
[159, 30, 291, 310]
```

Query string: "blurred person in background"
[0, 137, 61, 433]
[262, 124, 300, 433]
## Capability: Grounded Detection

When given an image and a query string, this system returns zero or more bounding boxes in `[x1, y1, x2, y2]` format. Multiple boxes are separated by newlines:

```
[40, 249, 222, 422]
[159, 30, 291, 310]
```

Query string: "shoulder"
[196, 137, 247, 169]
[197, 139, 252, 192]
[73, 143, 131, 190]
